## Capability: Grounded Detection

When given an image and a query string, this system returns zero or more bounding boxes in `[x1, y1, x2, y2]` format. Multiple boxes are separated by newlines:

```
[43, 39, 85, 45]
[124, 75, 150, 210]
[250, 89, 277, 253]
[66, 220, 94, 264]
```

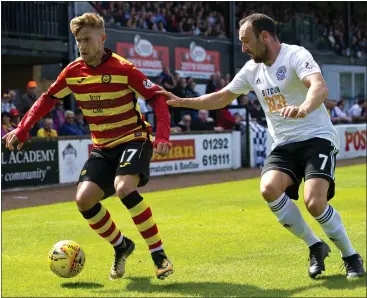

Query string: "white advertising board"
[150, 132, 241, 176]
[335, 124, 366, 160]
[58, 132, 242, 183]
[58, 140, 86, 184]
[250, 124, 366, 168]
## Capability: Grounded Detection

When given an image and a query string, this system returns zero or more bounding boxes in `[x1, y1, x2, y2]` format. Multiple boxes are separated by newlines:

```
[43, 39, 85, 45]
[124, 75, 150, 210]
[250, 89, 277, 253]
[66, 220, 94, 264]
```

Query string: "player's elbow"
[218, 97, 228, 109]
[217, 91, 231, 109]
[322, 85, 329, 99]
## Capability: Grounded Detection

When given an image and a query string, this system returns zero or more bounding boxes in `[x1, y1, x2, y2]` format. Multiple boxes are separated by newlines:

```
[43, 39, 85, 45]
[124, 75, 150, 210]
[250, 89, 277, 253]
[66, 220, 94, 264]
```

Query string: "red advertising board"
[175, 42, 220, 79]
[116, 35, 169, 77]
[345, 129, 366, 152]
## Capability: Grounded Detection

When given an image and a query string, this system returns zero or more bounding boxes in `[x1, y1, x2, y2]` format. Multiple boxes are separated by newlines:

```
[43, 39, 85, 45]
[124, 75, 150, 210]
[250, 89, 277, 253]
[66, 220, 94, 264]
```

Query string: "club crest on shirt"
[143, 79, 154, 89]
[276, 65, 287, 81]
[101, 74, 111, 84]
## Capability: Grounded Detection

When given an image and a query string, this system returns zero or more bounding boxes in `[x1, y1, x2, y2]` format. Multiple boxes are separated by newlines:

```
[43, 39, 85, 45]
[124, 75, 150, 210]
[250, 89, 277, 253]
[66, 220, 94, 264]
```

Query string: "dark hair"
[357, 98, 366, 105]
[43, 117, 53, 122]
[337, 100, 344, 107]
[239, 13, 277, 38]
[75, 108, 83, 115]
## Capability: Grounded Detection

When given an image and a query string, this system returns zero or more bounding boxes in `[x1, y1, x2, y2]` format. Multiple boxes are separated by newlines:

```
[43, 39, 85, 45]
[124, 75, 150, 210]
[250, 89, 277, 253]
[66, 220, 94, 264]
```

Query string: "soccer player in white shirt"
[157, 13, 365, 279]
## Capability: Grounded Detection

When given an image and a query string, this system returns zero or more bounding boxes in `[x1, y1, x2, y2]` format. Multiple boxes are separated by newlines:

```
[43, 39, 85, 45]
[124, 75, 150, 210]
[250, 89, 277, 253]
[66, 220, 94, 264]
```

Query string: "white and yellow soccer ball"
[48, 240, 85, 278]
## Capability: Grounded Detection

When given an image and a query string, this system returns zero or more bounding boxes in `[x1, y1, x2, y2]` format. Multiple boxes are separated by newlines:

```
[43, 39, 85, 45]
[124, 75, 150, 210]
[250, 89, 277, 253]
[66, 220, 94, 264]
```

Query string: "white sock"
[113, 234, 124, 247]
[150, 245, 163, 253]
[315, 205, 356, 257]
[267, 193, 320, 247]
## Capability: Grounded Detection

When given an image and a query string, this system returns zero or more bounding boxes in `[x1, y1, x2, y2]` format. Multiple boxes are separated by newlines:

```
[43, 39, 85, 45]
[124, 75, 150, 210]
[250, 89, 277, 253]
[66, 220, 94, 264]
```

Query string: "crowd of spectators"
[92, 1, 366, 58]
[1, 81, 90, 138]
[317, 14, 366, 58]
[92, 1, 227, 38]
[2, 74, 366, 140]
[235, 2, 366, 58]
[325, 98, 367, 125]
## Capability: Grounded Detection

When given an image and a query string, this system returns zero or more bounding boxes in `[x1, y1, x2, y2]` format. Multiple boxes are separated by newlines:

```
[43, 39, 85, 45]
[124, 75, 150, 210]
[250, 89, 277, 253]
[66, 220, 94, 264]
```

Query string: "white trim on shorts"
[261, 166, 300, 184]
[305, 172, 335, 181]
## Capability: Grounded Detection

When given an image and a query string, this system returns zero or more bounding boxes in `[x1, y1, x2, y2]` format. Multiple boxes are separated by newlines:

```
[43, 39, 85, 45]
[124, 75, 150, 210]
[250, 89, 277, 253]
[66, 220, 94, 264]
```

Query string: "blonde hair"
[64, 110, 75, 118]
[70, 13, 105, 36]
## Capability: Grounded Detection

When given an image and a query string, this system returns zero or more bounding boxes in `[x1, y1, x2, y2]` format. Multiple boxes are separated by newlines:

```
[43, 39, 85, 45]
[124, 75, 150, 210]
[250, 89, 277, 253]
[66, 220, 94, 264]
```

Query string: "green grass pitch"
[2, 164, 366, 297]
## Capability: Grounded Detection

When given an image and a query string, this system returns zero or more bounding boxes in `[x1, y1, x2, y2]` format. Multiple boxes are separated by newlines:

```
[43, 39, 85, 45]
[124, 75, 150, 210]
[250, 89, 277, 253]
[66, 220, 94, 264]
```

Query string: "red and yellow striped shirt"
[47, 49, 157, 149]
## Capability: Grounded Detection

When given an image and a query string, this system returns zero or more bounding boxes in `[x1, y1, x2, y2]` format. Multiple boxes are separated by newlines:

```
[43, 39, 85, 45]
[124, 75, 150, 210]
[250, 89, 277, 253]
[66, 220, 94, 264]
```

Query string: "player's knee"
[115, 180, 136, 199]
[260, 180, 283, 202]
[75, 182, 103, 211]
[304, 195, 327, 217]
[75, 189, 95, 211]
[304, 179, 329, 216]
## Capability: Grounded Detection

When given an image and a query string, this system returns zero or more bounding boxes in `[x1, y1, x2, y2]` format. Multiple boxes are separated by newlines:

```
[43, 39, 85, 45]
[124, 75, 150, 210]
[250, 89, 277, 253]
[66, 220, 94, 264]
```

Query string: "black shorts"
[78, 140, 153, 199]
[261, 137, 339, 201]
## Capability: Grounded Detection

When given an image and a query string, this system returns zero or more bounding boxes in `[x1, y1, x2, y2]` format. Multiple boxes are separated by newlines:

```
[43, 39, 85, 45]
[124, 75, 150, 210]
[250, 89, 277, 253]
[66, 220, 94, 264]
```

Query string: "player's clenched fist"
[153, 142, 170, 156]
[2, 131, 24, 151]
[280, 105, 308, 119]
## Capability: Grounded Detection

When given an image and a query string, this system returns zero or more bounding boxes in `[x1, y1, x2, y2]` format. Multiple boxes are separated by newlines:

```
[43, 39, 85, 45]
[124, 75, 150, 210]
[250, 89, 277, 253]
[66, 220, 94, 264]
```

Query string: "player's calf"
[261, 171, 321, 248]
[116, 176, 174, 280]
[304, 179, 363, 278]
[120, 190, 174, 279]
[77, 182, 135, 279]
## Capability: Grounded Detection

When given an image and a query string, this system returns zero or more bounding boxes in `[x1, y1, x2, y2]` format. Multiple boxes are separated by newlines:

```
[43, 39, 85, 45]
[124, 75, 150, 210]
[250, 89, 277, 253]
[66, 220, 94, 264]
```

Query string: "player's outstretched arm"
[2, 69, 71, 150]
[156, 88, 238, 111]
[2, 93, 61, 150]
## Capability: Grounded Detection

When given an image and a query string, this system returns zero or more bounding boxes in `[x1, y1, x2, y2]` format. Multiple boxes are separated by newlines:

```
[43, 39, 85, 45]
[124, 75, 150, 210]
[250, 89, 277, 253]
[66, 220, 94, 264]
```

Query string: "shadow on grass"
[317, 273, 366, 290]
[92, 276, 326, 297]
[61, 281, 104, 289]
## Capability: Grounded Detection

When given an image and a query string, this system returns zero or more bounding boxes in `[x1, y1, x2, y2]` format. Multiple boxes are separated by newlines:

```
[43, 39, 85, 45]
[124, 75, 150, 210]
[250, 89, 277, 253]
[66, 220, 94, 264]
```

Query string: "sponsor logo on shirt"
[89, 95, 103, 114]
[143, 79, 154, 89]
[261, 86, 281, 97]
[261, 86, 287, 113]
[101, 74, 112, 84]
[276, 65, 287, 81]
[255, 78, 262, 84]
[305, 62, 312, 69]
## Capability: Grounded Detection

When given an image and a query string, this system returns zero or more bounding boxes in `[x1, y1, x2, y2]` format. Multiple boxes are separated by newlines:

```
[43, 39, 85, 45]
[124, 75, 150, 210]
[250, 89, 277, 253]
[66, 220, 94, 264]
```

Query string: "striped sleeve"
[47, 67, 72, 99]
[126, 64, 159, 100]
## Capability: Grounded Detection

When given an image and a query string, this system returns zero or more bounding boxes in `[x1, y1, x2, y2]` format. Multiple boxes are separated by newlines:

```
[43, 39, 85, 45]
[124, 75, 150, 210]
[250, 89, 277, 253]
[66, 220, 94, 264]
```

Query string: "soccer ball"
[48, 240, 85, 278]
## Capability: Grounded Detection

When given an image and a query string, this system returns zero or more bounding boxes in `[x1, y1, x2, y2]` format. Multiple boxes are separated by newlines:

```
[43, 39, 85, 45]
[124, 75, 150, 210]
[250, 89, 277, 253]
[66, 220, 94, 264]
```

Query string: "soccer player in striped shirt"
[2, 13, 173, 280]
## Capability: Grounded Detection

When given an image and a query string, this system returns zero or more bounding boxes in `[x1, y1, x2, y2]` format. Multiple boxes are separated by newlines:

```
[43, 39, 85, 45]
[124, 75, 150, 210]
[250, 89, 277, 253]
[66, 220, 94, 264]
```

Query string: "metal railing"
[1, 1, 69, 40]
